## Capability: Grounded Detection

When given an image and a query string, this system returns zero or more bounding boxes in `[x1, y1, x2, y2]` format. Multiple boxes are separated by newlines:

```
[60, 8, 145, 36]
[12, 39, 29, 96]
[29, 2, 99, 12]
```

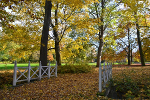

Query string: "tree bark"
[131, 44, 132, 64]
[40, 0, 52, 66]
[96, 0, 104, 67]
[128, 27, 131, 65]
[96, 36, 104, 67]
[53, 4, 61, 66]
[54, 30, 61, 66]
[136, 23, 145, 66]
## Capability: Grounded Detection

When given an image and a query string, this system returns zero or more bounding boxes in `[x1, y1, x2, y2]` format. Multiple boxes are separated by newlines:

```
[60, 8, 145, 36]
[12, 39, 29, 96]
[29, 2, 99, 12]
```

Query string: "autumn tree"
[87, 0, 122, 67]
[40, 0, 52, 66]
[1, 0, 89, 65]
[48, 0, 89, 65]
[122, 0, 150, 66]
[0, 1, 43, 62]
[115, 19, 136, 65]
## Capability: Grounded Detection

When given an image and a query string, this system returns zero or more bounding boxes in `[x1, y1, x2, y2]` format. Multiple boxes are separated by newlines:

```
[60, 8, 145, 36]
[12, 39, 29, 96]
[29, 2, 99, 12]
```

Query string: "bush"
[57, 64, 92, 74]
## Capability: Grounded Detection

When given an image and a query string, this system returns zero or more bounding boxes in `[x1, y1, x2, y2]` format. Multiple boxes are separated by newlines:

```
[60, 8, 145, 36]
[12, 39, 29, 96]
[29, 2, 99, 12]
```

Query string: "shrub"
[57, 64, 92, 74]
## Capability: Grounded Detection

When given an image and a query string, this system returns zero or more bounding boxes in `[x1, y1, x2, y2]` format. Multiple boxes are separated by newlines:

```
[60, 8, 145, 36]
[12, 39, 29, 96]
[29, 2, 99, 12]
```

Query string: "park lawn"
[0, 63, 56, 70]
[0, 65, 150, 99]
[0, 62, 120, 70]
[0, 63, 94, 70]
[88, 62, 122, 66]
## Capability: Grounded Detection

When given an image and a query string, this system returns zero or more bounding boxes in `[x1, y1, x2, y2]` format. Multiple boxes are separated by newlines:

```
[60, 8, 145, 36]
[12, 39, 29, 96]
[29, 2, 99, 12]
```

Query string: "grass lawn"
[0, 61, 149, 70]
[0, 65, 150, 99]
[0, 62, 94, 70]
[88, 62, 122, 66]
[0, 63, 56, 70]
[0, 62, 119, 70]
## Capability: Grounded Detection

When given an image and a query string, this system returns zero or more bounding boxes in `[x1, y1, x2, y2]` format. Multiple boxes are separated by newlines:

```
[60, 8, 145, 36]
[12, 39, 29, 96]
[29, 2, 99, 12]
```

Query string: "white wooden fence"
[13, 61, 57, 86]
[99, 62, 112, 92]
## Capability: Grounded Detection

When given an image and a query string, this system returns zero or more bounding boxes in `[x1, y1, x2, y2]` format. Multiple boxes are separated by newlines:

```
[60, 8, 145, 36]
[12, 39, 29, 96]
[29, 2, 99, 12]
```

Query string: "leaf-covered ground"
[0, 66, 150, 99]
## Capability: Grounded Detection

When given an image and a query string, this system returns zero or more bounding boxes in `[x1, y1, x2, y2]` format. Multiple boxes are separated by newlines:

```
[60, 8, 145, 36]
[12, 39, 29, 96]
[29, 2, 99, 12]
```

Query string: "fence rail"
[13, 61, 57, 86]
[99, 62, 112, 92]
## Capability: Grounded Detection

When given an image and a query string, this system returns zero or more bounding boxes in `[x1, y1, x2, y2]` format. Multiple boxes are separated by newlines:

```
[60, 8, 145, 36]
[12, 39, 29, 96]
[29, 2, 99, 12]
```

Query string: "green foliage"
[57, 64, 92, 74]
[111, 67, 150, 99]
[114, 76, 139, 98]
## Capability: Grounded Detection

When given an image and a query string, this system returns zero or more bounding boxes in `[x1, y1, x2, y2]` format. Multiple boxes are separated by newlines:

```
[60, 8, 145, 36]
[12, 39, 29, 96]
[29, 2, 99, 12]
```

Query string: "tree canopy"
[0, 0, 150, 65]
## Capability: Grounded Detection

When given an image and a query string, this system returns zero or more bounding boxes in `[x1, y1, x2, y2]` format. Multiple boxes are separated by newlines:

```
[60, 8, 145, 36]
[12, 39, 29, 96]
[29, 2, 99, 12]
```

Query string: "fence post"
[106, 62, 109, 81]
[28, 61, 31, 83]
[48, 61, 50, 79]
[13, 61, 17, 86]
[108, 62, 110, 78]
[103, 62, 105, 84]
[39, 61, 41, 80]
[110, 62, 112, 79]
[55, 61, 57, 77]
[99, 62, 102, 92]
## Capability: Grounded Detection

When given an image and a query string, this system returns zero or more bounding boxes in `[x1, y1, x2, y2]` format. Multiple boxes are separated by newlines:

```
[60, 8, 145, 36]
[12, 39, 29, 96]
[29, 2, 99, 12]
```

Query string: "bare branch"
[59, 25, 68, 43]
[117, 38, 128, 47]
[48, 48, 55, 51]
[139, 26, 150, 28]
[141, 37, 150, 42]
[143, 47, 150, 55]
[87, 43, 99, 48]
[64, 7, 76, 21]
[51, 22, 55, 28]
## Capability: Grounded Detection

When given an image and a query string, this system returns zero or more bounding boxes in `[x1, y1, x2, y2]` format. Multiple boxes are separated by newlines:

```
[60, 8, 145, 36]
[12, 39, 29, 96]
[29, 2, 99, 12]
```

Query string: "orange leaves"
[47, 53, 54, 61]
[0, 70, 100, 99]
[0, 66, 150, 99]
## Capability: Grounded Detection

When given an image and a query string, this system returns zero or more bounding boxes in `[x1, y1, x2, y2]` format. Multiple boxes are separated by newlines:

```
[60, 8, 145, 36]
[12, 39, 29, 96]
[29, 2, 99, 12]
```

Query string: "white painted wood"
[13, 61, 57, 86]
[30, 68, 39, 78]
[99, 62, 112, 92]
[48, 61, 50, 79]
[16, 69, 28, 80]
[103, 62, 106, 84]
[106, 62, 109, 81]
[39, 61, 41, 81]
[99, 62, 102, 92]
[13, 61, 17, 86]
[28, 61, 31, 83]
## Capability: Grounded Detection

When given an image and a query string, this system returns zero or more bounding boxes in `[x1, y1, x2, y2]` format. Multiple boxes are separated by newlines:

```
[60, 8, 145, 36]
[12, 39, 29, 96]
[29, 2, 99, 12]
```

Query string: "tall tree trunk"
[136, 23, 145, 66]
[96, 36, 104, 67]
[131, 44, 132, 64]
[134, 11, 145, 66]
[54, 30, 61, 66]
[96, 0, 104, 67]
[40, 0, 52, 66]
[128, 27, 131, 65]
[53, 4, 61, 66]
